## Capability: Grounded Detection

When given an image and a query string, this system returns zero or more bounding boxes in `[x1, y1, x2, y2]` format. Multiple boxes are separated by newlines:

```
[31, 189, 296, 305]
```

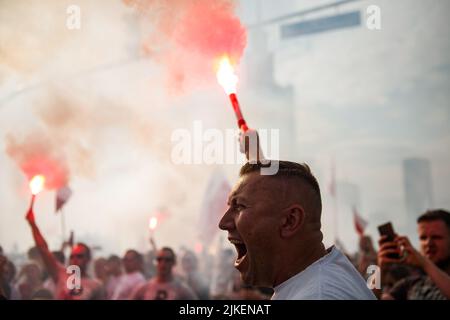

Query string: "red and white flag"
[353, 206, 368, 236]
[55, 186, 72, 213]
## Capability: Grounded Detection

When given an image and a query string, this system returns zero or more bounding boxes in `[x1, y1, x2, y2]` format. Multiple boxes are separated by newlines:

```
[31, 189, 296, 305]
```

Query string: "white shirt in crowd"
[272, 246, 377, 300]
[112, 271, 146, 300]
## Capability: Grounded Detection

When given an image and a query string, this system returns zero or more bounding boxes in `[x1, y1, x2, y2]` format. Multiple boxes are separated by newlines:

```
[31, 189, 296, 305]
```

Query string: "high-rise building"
[403, 158, 433, 231]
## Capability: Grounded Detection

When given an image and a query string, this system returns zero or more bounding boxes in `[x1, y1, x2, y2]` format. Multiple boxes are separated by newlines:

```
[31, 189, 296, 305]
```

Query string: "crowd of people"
[1, 181, 448, 300]
[0, 202, 273, 300]
[1, 134, 449, 300]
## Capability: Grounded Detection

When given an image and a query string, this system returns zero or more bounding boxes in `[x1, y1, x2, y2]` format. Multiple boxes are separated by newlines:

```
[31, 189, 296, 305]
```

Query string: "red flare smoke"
[6, 134, 69, 190]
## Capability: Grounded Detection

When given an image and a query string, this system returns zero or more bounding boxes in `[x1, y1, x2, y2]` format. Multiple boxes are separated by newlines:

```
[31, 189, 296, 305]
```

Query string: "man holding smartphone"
[377, 209, 450, 299]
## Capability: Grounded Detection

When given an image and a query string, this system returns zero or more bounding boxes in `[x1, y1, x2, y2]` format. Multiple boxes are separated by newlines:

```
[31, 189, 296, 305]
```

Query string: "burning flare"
[29, 175, 45, 195]
[216, 55, 238, 95]
[149, 217, 158, 231]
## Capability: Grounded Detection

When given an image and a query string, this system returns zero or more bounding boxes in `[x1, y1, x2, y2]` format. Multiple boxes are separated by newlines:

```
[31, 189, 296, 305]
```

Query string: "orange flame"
[29, 175, 45, 195]
[216, 55, 238, 95]
[149, 217, 158, 231]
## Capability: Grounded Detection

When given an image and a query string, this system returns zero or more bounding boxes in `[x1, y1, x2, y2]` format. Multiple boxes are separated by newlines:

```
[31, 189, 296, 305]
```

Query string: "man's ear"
[280, 205, 305, 238]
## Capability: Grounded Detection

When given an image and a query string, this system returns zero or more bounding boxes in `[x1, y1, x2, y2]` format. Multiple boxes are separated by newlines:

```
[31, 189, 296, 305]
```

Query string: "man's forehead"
[418, 220, 448, 234]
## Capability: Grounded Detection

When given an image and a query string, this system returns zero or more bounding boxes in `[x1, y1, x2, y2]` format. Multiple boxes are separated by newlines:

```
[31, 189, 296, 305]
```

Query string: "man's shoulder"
[320, 248, 376, 300]
[274, 247, 376, 300]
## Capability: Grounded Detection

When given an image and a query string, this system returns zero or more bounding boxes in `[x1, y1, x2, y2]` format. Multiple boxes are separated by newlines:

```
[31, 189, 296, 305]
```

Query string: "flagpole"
[61, 208, 66, 244]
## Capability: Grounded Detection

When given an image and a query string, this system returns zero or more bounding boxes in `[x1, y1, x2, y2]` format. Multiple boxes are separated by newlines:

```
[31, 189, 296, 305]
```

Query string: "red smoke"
[6, 133, 69, 190]
[124, 0, 247, 93]
[172, 1, 246, 62]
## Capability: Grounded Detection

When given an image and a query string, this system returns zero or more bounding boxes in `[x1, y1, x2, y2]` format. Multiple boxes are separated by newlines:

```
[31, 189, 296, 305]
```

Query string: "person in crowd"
[94, 257, 109, 285]
[219, 160, 376, 299]
[1, 258, 20, 300]
[25, 207, 105, 300]
[16, 262, 43, 300]
[180, 250, 210, 299]
[111, 250, 146, 299]
[105, 255, 122, 299]
[0, 253, 8, 299]
[209, 248, 236, 299]
[42, 251, 67, 298]
[356, 235, 378, 277]
[27, 246, 44, 272]
[377, 264, 413, 298]
[377, 209, 450, 299]
[131, 247, 197, 300]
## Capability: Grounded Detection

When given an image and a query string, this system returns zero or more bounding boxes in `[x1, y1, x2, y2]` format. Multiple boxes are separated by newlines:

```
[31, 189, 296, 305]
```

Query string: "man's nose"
[423, 237, 432, 246]
[218, 208, 234, 231]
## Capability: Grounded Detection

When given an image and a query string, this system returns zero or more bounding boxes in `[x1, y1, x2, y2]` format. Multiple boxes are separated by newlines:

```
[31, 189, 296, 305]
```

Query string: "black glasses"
[70, 254, 85, 259]
[156, 256, 174, 262]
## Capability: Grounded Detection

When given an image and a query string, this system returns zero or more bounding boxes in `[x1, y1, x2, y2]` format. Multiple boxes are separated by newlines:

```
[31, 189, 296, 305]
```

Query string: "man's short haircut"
[160, 247, 176, 262]
[126, 249, 143, 263]
[27, 246, 41, 261]
[239, 161, 322, 213]
[417, 209, 450, 230]
[108, 254, 121, 263]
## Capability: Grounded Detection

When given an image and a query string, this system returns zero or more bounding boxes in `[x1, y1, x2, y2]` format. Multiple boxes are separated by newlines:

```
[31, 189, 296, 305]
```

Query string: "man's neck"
[274, 240, 327, 287]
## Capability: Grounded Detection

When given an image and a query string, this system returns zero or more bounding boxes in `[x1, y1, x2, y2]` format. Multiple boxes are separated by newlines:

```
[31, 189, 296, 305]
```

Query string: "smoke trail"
[4, 92, 92, 189]
[123, 0, 247, 93]
[5, 132, 70, 190]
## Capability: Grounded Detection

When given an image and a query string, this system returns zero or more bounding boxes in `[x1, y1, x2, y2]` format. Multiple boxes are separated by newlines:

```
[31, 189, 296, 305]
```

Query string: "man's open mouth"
[229, 238, 247, 266]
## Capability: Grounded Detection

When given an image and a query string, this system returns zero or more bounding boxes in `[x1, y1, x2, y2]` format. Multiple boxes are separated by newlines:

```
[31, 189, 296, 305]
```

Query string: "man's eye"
[235, 204, 246, 210]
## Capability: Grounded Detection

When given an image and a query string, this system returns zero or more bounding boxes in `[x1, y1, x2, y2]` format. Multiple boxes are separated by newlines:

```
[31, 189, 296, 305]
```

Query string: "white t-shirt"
[272, 247, 376, 300]
[131, 277, 198, 300]
[105, 275, 121, 299]
[112, 272, 146, 300]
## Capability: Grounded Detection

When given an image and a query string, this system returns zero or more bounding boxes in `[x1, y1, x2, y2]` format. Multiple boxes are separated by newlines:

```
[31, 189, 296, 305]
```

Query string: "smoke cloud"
[124, 0, 247, 93]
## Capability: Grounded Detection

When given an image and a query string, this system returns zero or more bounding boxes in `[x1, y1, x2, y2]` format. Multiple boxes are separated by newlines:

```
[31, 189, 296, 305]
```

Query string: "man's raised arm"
[26, 208, 63, 283]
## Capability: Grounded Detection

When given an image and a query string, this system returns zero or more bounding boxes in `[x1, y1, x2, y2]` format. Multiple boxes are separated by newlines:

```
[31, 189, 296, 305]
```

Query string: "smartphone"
[378, 222, 396, 241]
[378, 222, 399, 259]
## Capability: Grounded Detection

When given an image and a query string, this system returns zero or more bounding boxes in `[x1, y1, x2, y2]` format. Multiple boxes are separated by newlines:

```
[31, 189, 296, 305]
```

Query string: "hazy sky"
[1, 0, 449, 256]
